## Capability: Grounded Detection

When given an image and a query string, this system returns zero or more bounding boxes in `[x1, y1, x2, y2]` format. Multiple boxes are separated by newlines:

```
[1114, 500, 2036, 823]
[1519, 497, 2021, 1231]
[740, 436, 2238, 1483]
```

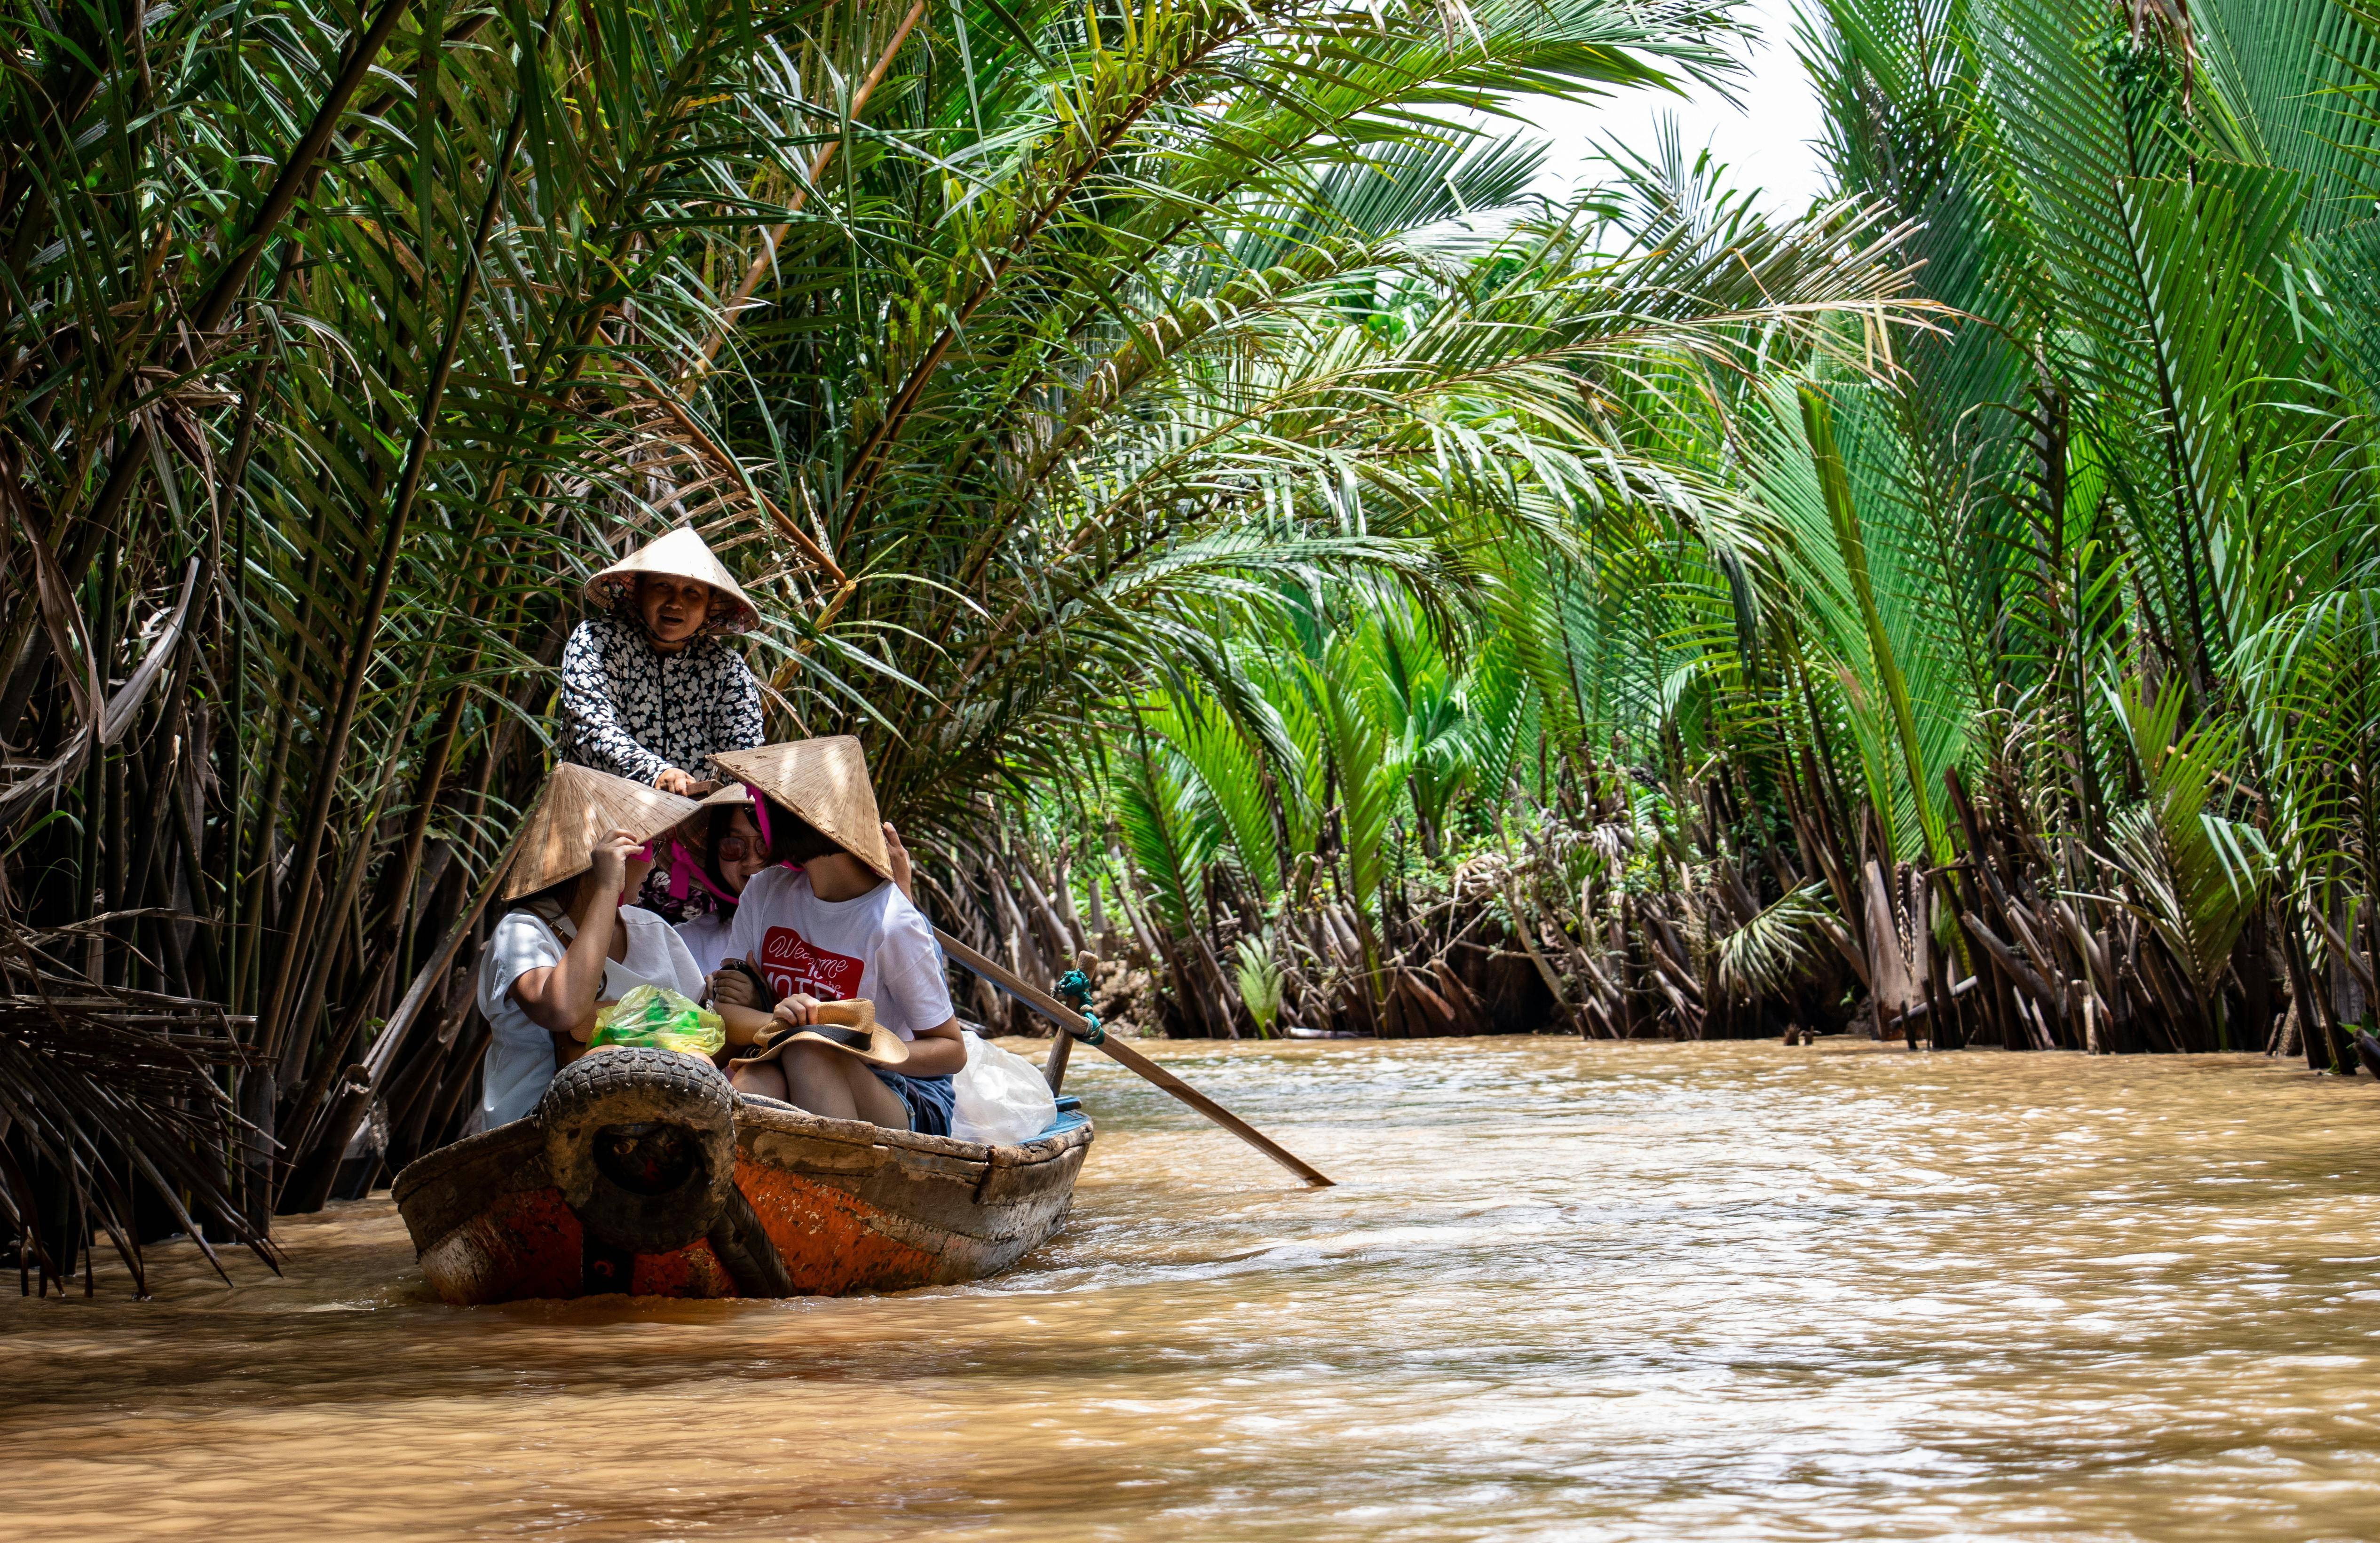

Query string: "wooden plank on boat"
[390, 1121, 547, 1256]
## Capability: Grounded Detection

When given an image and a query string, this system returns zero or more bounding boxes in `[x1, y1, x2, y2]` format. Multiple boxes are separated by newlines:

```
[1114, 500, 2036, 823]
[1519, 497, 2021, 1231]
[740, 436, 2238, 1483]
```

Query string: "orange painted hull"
[394, 1100, 1092, 1303]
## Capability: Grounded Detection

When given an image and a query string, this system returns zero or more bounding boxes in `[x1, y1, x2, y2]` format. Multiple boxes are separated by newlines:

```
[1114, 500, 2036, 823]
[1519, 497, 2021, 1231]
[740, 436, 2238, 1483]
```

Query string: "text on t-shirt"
[760, 925, 864, 1001]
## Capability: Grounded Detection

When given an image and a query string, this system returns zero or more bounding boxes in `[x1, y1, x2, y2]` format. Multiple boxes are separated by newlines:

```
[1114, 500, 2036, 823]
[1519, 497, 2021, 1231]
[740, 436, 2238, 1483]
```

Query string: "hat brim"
[584, 572, 759, 635]
[582, 525, 762, 634]
[729, 1019, 910, 1071]
[501, 765, 703, 902]
[711, 738, 894, 882]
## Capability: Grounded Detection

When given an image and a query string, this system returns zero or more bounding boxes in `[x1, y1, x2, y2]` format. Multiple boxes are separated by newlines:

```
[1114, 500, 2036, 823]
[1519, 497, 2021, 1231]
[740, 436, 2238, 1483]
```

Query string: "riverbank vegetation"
[4, 0, 2378, 1287]
[982, 0, 2380, 1064]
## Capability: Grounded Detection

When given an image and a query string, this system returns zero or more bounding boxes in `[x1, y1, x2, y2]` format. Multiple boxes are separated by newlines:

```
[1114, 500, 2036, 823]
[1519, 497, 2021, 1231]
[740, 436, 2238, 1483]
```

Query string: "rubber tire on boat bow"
[537, 1047, 737, 1253]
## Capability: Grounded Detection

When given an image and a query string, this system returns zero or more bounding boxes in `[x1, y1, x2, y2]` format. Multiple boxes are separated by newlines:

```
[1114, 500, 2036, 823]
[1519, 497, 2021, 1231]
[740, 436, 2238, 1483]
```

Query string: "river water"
[6, 1039, 2379, 1540]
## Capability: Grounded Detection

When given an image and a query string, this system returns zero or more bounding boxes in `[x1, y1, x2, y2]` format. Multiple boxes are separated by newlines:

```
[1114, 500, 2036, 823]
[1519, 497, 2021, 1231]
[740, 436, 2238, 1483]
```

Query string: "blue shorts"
[870, 1069, 956, 1136]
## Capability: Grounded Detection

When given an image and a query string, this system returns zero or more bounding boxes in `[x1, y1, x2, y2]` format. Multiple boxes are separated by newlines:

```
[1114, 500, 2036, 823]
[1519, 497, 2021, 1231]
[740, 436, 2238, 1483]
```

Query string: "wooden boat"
[392, 1046, 1091, 1303]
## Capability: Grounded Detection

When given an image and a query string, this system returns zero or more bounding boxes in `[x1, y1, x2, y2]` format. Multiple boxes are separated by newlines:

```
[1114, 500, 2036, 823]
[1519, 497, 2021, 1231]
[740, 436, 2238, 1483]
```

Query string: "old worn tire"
[536, 1047, 737, 1253]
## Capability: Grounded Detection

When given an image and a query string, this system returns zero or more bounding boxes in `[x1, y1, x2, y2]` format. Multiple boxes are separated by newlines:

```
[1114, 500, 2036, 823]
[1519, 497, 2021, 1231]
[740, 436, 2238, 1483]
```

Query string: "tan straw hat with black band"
[729, 998, 909, 1069]
[502, 763, 702, 902]
[710, 736, 893, 881]
[583, 525, 761, 635]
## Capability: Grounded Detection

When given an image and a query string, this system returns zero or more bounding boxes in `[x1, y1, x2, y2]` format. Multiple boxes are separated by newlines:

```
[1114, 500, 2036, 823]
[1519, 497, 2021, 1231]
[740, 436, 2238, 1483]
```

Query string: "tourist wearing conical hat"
[558, 524, 765, 801]
[703, 737, 965, 1136]
[671, 786, 770, 976]
[473, 764, 706, 1128]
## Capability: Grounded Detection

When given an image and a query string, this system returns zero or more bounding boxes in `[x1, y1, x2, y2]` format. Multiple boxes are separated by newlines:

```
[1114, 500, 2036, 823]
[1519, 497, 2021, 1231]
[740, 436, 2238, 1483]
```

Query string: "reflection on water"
[7, 1040, 2380, 1540]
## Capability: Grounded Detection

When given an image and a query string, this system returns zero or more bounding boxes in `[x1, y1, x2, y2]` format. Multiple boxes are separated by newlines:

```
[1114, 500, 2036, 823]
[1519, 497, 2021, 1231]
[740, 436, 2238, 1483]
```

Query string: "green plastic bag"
[589, 983, 726, 1057]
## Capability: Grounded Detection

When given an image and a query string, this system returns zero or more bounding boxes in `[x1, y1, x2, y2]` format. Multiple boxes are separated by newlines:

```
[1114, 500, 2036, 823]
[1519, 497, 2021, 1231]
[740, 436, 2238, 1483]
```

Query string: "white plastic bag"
[949, 1030, 1059, 1144]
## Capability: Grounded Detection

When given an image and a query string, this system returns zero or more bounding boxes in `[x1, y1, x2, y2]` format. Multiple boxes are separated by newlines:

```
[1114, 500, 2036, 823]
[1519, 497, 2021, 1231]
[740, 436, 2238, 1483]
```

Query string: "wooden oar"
[934, 928, 1335, 1188]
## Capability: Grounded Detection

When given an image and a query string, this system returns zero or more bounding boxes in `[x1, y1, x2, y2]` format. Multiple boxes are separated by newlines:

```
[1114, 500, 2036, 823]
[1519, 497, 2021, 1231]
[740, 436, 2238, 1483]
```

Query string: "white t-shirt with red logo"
[725, 867, 955, 1041]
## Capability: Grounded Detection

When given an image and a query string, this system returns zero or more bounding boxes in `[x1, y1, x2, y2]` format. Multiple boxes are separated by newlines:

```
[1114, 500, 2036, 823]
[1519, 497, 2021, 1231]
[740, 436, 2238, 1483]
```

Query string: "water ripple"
[5, 1039, 2377, 1541]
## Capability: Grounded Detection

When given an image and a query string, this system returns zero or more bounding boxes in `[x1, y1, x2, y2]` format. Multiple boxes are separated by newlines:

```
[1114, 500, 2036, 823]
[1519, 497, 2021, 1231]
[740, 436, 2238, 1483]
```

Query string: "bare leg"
[729, 1062, 789, 1101]
[836, 1059, 912, 1129]
[735, 1045, 912, 1128]
[774, 1043, 860, 1119]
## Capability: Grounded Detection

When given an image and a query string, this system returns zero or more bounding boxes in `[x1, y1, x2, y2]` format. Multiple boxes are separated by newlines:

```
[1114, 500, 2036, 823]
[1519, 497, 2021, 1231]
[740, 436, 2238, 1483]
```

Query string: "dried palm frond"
[0, 919, 276, 1296]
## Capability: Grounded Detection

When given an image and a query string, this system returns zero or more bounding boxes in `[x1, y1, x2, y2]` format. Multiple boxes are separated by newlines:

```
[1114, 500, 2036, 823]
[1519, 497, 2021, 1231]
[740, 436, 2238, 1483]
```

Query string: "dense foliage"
[1015, 1, 2377, 1067]
[1, 0, 1904, 1279]
[1027, 0, 2380, 1068]
[9, 0, 2378, 1286]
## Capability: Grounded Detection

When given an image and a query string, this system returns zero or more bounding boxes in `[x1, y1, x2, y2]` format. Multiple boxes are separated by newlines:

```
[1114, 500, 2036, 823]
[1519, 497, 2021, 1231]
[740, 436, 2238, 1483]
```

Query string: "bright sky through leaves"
[1527, 0, 1827, 214]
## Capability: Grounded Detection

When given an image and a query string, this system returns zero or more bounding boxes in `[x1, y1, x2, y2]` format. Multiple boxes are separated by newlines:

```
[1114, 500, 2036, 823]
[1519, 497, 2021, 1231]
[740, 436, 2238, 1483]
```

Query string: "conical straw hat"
[711, 736, 893, 880]
[583, 525, 760, 634]
[503, 763, 703, 901]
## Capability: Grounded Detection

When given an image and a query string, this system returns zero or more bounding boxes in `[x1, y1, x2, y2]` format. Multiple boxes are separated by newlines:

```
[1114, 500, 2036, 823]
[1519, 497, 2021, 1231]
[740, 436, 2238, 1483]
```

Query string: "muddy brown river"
[6, 1039, 2379, 1539]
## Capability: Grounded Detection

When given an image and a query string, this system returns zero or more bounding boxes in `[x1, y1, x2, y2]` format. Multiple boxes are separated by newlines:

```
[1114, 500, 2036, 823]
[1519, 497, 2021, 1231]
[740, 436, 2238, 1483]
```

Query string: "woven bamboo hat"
[710, 736, 893, 880]
[728, 998, 909, 1070]
[583, 525, 760, 635]
[503, 763, 703, 901]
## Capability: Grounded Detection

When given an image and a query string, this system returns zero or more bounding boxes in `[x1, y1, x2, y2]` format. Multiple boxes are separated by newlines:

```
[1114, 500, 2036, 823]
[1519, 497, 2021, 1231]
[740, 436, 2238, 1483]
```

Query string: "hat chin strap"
[743, 783, 801, 869]
[665, 838, 742, 906]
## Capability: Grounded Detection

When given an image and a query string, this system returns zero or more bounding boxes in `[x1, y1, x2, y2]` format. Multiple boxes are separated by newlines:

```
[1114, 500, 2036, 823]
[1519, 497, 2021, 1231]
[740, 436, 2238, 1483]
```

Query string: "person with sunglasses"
[672, 794, 772, 977]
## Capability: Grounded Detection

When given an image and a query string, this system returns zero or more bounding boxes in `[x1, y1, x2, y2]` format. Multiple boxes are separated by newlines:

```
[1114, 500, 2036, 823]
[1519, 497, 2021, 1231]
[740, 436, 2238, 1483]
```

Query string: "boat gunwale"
[731, 1093, 1092, 1169]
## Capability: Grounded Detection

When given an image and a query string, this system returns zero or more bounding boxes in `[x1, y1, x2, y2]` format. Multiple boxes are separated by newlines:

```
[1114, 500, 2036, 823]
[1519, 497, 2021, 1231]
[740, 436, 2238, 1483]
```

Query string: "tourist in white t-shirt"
[474, 766, 704, 1127]
[708, 740, 964, 1135]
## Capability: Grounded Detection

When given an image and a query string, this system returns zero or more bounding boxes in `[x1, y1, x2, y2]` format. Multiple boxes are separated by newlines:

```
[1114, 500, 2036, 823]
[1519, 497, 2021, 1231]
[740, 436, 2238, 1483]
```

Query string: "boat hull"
[393, 1095, 1091, 1303]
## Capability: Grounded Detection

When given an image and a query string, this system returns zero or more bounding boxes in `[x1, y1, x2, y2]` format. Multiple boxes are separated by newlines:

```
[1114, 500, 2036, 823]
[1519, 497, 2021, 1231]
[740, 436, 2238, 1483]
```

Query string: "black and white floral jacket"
[556, 617, 764, 785]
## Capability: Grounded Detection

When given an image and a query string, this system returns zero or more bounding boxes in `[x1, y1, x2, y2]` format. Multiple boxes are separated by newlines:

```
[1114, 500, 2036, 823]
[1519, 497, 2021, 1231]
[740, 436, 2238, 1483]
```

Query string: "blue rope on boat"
[1054, 967, 1103, 1043]
[947, 955, 1103, 1042]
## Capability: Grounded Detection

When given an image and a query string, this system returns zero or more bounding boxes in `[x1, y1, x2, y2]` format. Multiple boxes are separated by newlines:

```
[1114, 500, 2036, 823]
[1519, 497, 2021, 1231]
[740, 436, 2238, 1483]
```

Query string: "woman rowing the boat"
[705, 737, 964, 1136]
[474, 764, 705, 1128]
[559, 525, 764, 917]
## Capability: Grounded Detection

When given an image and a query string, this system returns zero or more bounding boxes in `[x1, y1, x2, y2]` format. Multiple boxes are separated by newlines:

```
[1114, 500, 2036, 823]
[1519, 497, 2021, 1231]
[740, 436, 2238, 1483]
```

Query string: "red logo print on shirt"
[759, 926, 864, 1003]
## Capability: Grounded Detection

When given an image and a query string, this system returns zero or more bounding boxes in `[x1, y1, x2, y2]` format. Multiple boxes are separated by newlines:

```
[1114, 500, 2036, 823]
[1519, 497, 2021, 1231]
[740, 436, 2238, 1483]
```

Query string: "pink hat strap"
[743, 783, 800, 868]
[668, 837, 742, 905]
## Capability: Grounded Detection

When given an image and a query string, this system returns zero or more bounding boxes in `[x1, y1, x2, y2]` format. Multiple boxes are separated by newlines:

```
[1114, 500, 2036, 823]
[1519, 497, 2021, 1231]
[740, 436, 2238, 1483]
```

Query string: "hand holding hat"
[502, 763, 702, 902]
[729, 993, 909, 1069]
[587, 827, 644, 896]
[772, 991, 827, 1028]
